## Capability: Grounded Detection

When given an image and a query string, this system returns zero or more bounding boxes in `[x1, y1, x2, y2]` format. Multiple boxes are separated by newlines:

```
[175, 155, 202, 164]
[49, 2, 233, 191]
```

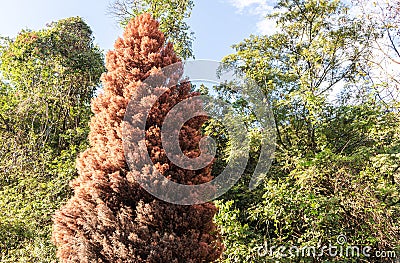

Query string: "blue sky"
[0, 0, 276, 60]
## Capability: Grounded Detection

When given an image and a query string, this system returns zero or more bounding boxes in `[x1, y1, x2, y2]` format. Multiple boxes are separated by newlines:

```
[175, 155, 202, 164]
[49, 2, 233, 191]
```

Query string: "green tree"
[213, 0, 400, 262]
[108, 0, 195, 59]
[0, 17, 104, 262]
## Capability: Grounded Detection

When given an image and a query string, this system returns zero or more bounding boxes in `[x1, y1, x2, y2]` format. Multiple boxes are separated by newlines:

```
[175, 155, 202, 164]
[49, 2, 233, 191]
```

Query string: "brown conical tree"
[52, 13, 223, 263]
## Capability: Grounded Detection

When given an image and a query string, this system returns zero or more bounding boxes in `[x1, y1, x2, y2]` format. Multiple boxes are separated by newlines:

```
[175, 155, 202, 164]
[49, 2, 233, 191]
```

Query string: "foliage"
[213, 0, 400, 262]
[0, 17, 104, 262]
[52, 13, 222, 262]
[109, 0, 195, 59]
[0, 1, 398, 262]
[354, 0, 400, 108]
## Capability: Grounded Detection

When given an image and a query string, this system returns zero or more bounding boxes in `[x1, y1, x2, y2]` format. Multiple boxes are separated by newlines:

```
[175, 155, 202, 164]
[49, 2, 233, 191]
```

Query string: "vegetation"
[52, 14, 222, 262]
[213, 0, 400, 262]
[0, 0, 398, 262]
[108, 0, 195, 59]
[0, 17, 104, 262]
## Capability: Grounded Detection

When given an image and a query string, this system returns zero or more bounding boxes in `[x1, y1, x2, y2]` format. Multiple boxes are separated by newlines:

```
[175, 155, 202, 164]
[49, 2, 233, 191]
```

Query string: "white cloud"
[226, 0, 277, 34]
[228, 0, 273, 13]
[256, 18, 278, 35]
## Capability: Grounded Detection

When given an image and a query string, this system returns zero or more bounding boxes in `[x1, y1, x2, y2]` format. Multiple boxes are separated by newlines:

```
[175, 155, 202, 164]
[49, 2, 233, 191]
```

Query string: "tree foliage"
[213, 0, 400, 262]
[0, 17, 104, 262]
[109, 0, 195, 59]
[52, 13, 222, 262]
[354, 0, 400, 107]
[0, 1, 399, 262]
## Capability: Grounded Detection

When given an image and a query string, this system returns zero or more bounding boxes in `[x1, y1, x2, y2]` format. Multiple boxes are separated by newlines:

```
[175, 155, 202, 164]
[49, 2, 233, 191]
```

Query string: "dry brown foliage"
[52, 13, 223, 263]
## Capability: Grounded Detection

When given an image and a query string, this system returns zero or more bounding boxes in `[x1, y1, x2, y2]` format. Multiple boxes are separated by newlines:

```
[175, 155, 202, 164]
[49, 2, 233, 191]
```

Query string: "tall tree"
[109, 0, 195, 59]
[0, 17, 104, 262]
[214, 0, 400, 262]
[52, 13, 222, 262]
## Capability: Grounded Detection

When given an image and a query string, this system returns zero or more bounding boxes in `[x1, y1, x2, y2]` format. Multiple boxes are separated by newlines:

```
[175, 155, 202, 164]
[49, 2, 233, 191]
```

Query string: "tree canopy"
[0, 17, 104, 262]
[52, 13, 222, 262]
[0, 1, 399, 262]
[213, 0, 400, 262]
[109, 0, 195, 59]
